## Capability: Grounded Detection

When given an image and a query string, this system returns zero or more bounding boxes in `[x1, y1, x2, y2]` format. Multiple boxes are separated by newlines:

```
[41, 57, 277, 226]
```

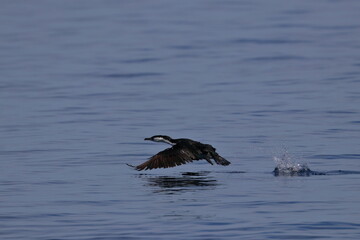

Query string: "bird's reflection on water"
[138, 171, 218, 194]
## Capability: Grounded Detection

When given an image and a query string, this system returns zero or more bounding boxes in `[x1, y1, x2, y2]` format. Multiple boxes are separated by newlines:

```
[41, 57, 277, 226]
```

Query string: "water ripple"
[102, 72, 164, 79]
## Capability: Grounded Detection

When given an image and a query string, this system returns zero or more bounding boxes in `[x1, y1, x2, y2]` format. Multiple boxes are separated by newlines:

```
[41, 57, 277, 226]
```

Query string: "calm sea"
[1, 1, 360, 239]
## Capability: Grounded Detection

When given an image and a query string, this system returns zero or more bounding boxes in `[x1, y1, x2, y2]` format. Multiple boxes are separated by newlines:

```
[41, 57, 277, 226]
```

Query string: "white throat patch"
[153, 137, 175, 145]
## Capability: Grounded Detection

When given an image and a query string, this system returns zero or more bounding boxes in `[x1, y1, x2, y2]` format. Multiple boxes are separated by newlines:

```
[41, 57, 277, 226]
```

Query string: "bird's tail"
[126, 163, 140, 170]
[212, 153, 231, 166]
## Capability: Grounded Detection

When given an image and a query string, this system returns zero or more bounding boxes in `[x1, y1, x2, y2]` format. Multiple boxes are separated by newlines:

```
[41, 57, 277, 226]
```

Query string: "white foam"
[273, 149, 309, 174]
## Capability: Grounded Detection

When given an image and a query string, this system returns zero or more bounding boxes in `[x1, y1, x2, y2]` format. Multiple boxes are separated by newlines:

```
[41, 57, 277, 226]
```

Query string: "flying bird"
[127, 135, 231, 170]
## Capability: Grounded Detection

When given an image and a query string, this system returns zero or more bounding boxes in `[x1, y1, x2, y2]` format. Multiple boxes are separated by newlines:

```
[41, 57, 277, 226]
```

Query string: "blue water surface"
[1, 1, 360, 239]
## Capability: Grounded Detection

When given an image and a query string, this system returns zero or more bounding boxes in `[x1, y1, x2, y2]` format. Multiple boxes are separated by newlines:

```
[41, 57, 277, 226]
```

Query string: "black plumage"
[128, 135, 231, 171]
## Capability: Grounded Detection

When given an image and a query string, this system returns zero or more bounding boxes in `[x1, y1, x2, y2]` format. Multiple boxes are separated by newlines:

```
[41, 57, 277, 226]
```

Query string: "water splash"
[272, 149, 312, 176]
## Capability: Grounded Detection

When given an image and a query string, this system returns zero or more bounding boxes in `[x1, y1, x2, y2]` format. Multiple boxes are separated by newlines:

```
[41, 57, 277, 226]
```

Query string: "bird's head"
[144, 135, 175, 145]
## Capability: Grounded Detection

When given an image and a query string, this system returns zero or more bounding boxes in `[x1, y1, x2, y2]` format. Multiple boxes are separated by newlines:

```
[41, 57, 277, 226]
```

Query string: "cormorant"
[127, 135, 231, 171]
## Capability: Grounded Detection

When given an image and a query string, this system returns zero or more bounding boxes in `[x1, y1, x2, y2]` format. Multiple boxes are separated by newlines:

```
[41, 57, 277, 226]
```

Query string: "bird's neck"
[157, 138, 176, 145]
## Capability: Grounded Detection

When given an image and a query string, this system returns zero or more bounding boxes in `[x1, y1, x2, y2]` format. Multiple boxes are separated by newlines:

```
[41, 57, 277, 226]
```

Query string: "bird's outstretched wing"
[131, 144, 201, 171]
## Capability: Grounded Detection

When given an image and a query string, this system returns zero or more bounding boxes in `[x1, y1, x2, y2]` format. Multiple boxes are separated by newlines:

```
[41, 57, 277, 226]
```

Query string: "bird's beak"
[144, 137, 151, 141]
